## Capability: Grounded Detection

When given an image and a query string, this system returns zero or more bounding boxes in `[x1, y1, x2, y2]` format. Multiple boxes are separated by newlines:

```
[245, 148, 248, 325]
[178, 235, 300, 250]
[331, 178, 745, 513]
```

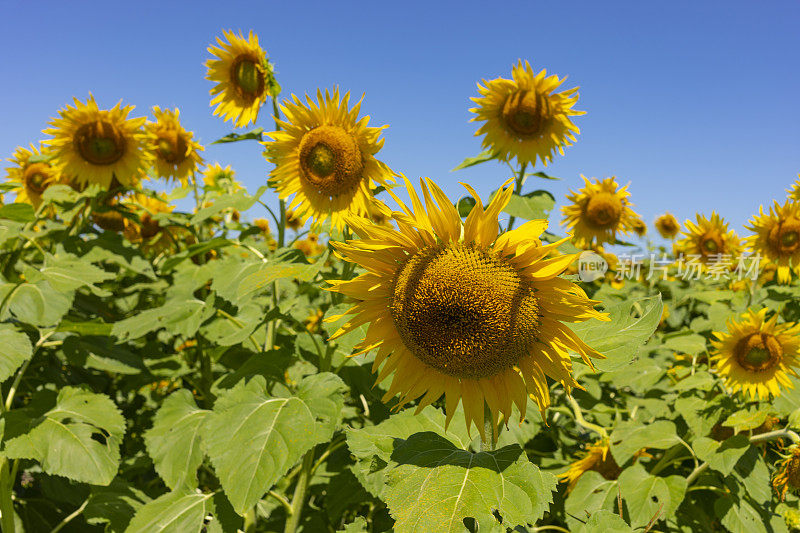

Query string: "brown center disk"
[768, 217, 800, 256]
[590, 451, 622, 481]
[734, 332, 783, 372]
[584, 193, 623, 229]
[74, 120, 126, 165]
[139, 212, 162, 240]
[390, 243, 540, 379]
[699, 232, 724, 257]
[298, 125, 364, 197]
[156, 131, 188, 164]
[23, 163, 50, 195]
[501, 89, 552, 138]
[230, 56, 265, 101]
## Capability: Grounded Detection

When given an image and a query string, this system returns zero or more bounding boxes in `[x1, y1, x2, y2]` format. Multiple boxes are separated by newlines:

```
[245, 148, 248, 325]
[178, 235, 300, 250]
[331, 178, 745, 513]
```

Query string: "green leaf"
[617, 464, 673, 529]
[383, 432, 557, 533]
[726, 447, 771, 505]
[723, 407, 771, 432]
[56, 319, 113, 336]
[338, 516, 368, 533]
[236, 252, 329, 304]
[37, 251, 115, 297]
[189, 186, 268, 224]
[0, 324, 32, 381]
[202, 373, 346, 514]
[663, 332, 707, 355]
[211, 127, 265, 145]
[0, 280, 73, 327]
[144, 390, 210, 491]
[451, 149, 497, 171]
[160, 237, 234, 273]
[111, 296, 214, 342]
[3, 387, 125, 485]
[0, 203, 35, 222]
[563, 471, 618, 530]
[528, 171, 561, 181]
[571, 295, 663, 372]
[62, 336, 146, 375]
[577, 510, 633, 533]
[125, 490, 215, 533]
[714, 495, 769, 533]
[84, 478, 150, 532]
[501, 190, 555, 220]
[693, 435, 751, 476]
[455, 196, 477, 218]
[200, 302, 263, 347]
[610, 420, 679, 464]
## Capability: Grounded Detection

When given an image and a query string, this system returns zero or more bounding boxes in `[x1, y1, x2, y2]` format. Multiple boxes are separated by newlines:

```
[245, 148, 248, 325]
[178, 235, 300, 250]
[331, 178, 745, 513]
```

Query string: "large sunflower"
[147, 107, 203, 184]
[206, 30, 272, 128]
[44, 95, 152, 189]
[674, 212, 742, 268]
[5, 144, 61, 208]
[558, 439, 621, 493]
[470, 60, 583, 167]
[263, 89, 394, 231]
[711, 308, 800, 401]
[746, 201, 800, 284]
[561, 176, 640, 248]
[654, 212, 680, 239]
[328, 178, 608, 437]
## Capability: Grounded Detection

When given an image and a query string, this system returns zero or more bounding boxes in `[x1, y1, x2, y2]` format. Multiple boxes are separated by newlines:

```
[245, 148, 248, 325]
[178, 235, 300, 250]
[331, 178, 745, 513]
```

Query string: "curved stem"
[565, 394, 608, 439]
[685, 462, 708, 485]
[50, 498, 88, 533]
[283, 450, 315, 533]
[750, 428, 800, 445]
[505, 162, 527, 232]
[5, 331, 54, 410]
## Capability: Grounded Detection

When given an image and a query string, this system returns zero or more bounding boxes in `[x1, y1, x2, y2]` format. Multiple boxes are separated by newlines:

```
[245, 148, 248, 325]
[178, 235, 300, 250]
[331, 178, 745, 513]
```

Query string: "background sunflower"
[561, 175, 640, 248]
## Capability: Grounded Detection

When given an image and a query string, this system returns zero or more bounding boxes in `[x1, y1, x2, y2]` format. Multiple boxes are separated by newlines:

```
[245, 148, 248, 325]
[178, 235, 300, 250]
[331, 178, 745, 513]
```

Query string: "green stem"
[5, 331, 54, 411]
[481, 403, 496, 452]
[283, 450, 315, 533]
[750, 428, 800, 444]
[506, 162, 527, 231]
[0, 457, 14, 533]
[565, 394, 608, 439]
[50, 497, 89, 533]
[243, 506, 257, 533]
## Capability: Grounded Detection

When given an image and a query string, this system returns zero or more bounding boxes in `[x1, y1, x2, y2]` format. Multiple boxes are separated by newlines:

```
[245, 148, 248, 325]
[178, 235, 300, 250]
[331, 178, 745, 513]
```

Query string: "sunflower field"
[2, 28, 800, 533]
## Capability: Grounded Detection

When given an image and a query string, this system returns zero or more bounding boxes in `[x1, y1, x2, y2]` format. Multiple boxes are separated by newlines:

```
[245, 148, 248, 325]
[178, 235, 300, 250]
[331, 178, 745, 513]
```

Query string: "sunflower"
[206, 30, 272, 128]
[285, 208, 303, 231]
[5, 144, 61, 208]
[654, 212, 680, 239]
[710, 308, 800, 401]
[327, 177, 608, 437]
[202, 163, 242, 192]
[294, 233, 326, 258]
[787, 176, 800, 202]
[674, 212, 742, 268]
[470, 60, 583, 167]
[147, 107, 203, 184]
[558, 439, 621, 492]
[123, 193, 181, 255]
[773, 445, 800, 501]
[746, 201, 800, 284]
[561, 176, 640, 248]
[263, 89, 394, 231]
[44, 94, 152, 189]
[631, 218, 647, 237]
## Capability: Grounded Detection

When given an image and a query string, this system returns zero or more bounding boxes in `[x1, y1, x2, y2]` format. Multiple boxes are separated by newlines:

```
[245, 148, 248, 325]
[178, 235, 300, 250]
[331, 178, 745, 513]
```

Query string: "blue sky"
[1, 0, 798, 237]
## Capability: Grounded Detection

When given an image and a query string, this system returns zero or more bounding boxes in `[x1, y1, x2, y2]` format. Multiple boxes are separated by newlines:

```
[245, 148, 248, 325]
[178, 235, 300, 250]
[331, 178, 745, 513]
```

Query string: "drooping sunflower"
[710, 308, 800, 401]
[674, 212, 742, 268]
[5, 144, 61, 208]
[470, 60, 583, 167]
[202, 162, 242, 192]
[787, 176, 800, 202]
[206, 30, 272, 128]
[654, 212, 681, 239]
[44, 94, 152, 189]
[631, 218, 647, 237]
[263, 89, 395, 231]
[285, 208, 303, 231]
[773, 445, 800, 501]
[147, 107, 203, 184]
[561, 176, 640, 248]
[746, 201, 800, 284]
[328, 178, 608, 437]
[123, 193, 181, 255]
[558, 439, 621, 492]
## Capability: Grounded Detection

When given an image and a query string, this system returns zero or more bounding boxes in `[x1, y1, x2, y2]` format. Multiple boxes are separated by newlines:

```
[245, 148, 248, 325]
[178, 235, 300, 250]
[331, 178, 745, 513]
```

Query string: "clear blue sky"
[1, 0, 798, 236]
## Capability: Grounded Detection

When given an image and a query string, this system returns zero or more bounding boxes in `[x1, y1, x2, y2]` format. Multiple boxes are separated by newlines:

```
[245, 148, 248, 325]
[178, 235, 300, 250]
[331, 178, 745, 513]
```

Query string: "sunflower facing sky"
[674, 212, 742, 268]
[5, 144, 61, 208]
[746, 200, 800, 284]
[147, 107, 204, 184]
[44, 94, 152, 189]
[654, 212, 681, 239]
[711, 308, 800, 401]
[327, 177, 608, 437]
[206, 30, 273, 128]
[263, 89, 395, 231]
[470, 60, 583, 167]
[561, 176, 640, 249]
[558, 439, 622, 493]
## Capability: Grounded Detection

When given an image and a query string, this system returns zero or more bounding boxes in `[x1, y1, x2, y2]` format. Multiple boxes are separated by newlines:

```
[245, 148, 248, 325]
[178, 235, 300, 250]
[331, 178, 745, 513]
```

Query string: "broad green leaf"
[610, 420, 679, 464]
[0, 203, 35, 222]
[0, 279, 72, 327]
[211, 128, 265, 145]
[200, 302, 263, 347]
[62, 336, 146, 375]
[338, 516, 368, 533]
[723, 407, 771, 432]
[112, 296, 214, 342]
[209, 256, 263, 304]
[693, 435, 751, 476]
[451, 149, 497, 171]
[663, 332, 707, 355]
[564, 471, 618, 530]
[3, 387, 125, 485]
[144, 390, 210, 490]
[36, 251, 115, 296]
[501, 190, 555, 220]
[725, 447, 771, 505]
[202, 373, 346, 514]
[56, 319, 114, 336]
[125, 490, 215, 533]
[571, 295, 663, 371]
[84, 478, 150, 532]
[577, 510, 633, 533]
[617, 464, 671, 529]
[672, 370, 715, 391]
[160, 237, 233, 273]
[236, 251, 328, 304]
[383, 432, 557, 533]
[346, 406, 471, 498]
[189, 186, 268, 224]
[0, 324, 32, 381]
[714, 495, 769, 533]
